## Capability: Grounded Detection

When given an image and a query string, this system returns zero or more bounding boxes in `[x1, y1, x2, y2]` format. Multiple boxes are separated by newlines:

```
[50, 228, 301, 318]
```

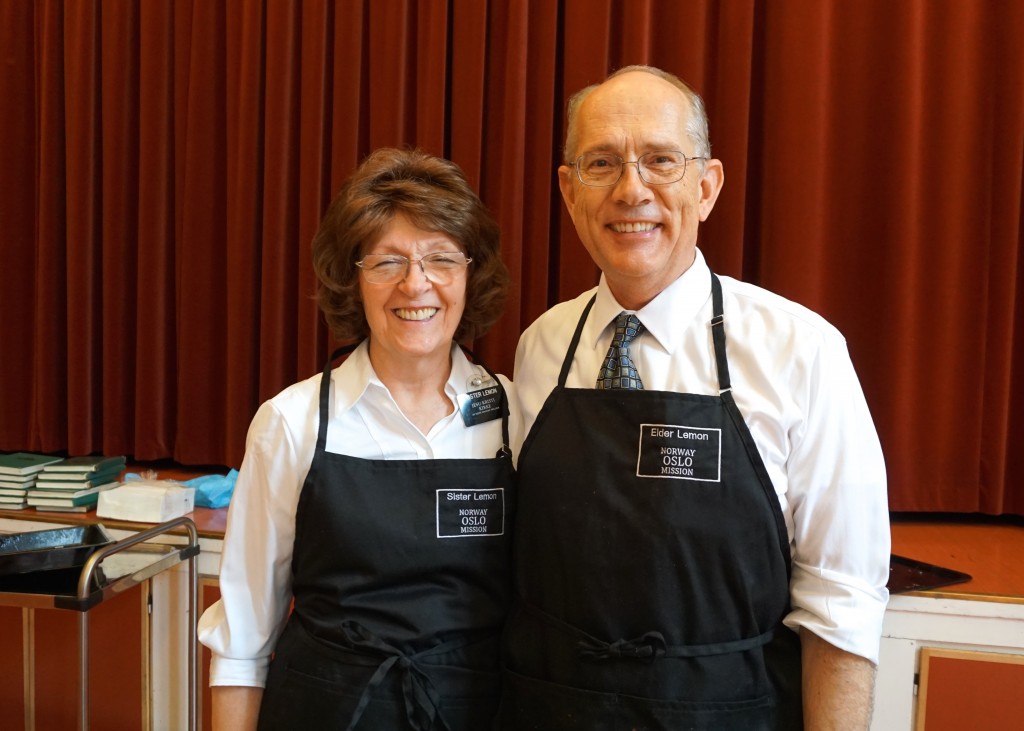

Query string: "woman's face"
[359, 214, 468, 365]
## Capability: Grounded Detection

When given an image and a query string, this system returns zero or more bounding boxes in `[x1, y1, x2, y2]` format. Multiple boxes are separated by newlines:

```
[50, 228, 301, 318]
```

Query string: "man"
[500, 66, 890, 730]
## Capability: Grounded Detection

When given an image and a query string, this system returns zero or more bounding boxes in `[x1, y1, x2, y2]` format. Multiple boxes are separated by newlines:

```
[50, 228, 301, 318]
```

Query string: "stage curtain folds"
[0, 0, 1021, 514]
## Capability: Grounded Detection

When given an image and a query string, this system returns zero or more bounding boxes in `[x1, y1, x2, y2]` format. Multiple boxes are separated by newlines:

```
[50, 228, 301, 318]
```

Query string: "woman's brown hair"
[312, 148, 510, 342]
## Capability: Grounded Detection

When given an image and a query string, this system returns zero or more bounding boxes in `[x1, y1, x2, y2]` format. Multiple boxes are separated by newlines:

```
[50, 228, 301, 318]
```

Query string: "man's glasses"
[356, 252, 472, 285]
[570, 150, 705, 187]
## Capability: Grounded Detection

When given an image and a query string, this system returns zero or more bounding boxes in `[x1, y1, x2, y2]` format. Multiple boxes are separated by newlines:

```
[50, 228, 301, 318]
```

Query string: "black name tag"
[456, 386, 503, 427]
[636, 423, 722, 481]
[436, 488, 506, 538]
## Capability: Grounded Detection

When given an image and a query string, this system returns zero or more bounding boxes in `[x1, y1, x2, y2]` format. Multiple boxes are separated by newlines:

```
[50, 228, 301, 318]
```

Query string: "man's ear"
[697, 158, 725, 221]
[558, 165, 577, 215]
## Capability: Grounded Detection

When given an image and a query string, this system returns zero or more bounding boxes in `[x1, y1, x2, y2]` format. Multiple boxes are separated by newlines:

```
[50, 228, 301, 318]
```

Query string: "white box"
[96, 481, 195, 523]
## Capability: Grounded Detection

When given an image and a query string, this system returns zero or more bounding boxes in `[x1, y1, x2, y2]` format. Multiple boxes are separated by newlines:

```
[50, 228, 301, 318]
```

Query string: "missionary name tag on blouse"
[636, 423, 723, 481]
[456, 386, 503, 427]
[436, 489, 506, 538]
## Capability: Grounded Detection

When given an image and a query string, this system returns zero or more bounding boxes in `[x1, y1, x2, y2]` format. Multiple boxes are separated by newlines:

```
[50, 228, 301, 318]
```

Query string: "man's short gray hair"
[563, 65, 711, 164]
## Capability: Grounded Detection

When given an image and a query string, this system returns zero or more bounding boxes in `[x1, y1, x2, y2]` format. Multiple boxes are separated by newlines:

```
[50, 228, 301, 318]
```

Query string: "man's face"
[558, 72, 724, 309]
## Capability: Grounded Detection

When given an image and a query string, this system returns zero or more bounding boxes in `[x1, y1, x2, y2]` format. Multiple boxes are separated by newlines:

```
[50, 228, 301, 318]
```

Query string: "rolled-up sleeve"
[782, 336, 890, 664]
[197, 400, 308, 686]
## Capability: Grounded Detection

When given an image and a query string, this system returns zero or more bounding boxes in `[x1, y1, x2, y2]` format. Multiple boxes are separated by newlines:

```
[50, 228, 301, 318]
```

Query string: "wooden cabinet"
[872, 593, 1024, 724]
[0, 582, 147, 730]
[872, 594, 1024, 730]
[1, 514, 202, 731]
[874, 519, 1024, 731]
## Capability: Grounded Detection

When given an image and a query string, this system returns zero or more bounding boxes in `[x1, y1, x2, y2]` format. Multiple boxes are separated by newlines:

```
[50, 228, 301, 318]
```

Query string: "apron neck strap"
[709, 272, 732, 394]
[558, 295, 597, 388]
[317, 343, 361, 455]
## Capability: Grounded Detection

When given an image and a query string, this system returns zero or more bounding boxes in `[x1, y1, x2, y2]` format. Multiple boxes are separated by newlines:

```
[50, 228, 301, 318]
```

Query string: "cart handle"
[76, 516, 199, 600]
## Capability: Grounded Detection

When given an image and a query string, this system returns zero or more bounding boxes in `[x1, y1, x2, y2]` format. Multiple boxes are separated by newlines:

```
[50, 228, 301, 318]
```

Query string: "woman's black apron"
[258, 344, 516, 731]
[500, 273, 803, 730]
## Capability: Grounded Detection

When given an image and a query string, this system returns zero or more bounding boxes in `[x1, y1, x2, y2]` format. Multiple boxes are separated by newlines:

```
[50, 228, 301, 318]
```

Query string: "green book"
[0, 452, 63, 477]
[32, 503, 91, 513]
[27, 482, 117, 501]
[0, 472, 42, 485]
[41, 455, 126, 475]
[34, 468, 123, 490]
[27, 491, 104, 508]
[0, 478, 36, 489]
[0, 487, 31, 496]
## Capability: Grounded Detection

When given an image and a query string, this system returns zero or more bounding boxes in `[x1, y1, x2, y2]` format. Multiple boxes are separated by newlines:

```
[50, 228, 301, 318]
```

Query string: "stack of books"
[27, 455, 127, 513]
[0, 452, 65, 510]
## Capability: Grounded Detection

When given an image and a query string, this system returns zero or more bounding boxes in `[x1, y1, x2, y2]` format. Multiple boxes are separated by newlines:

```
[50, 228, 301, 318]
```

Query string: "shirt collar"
[334, 340, 488, 414]
[586, 247, 712, 354]
[332, 340, 373, 415]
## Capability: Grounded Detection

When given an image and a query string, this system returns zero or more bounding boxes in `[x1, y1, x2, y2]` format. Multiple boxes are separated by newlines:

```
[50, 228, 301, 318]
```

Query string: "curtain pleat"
[502, 0, 559, 339]
[414, 0, 449, 152]
[449, 0, 488, 190]
[175, 0, 228, 463]
[29, 1, 67, 452]
[224, 0, 267, 464]
[0, 1, 39, 447]
[134, 0, 176, 458]
[701, 0, 756, 278]
[99, 0, 139, 458]
[295, 0, 333, 378]
[1, 0, 1022, 515]
[978, 2, 1024, 515]
[63, 2, 102, 454]
[368, 3, 411, 148]
[474, 0, 530, 370]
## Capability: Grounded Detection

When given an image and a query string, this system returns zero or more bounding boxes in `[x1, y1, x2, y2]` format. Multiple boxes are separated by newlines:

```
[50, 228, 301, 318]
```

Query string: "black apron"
[500, 273, 803, 730]
[258, 343, 516, 731]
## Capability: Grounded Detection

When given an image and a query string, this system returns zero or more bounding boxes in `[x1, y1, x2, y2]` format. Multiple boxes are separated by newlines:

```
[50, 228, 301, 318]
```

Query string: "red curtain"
[0, 0, 1021, 514]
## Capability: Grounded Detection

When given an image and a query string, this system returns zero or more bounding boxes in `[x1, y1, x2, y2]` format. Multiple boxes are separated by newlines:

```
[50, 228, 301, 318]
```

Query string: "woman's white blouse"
[197, 341, 513, 687]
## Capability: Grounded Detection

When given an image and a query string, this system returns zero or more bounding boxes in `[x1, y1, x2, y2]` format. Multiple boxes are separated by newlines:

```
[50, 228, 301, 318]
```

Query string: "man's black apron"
[500, 273, 803, 730]
[258, 344, 516, 731]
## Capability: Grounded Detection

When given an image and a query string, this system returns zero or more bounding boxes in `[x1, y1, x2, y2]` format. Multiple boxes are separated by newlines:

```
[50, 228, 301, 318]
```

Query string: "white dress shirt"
[197, 341, 514, 687]
[513, 248, 890, 663]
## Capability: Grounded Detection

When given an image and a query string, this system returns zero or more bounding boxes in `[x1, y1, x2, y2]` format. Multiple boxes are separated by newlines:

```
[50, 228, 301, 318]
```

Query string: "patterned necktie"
[596, 312, 645, 390]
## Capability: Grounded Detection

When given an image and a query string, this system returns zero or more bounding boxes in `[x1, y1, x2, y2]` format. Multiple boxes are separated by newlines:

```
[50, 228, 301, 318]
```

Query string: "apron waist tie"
[576, 627, 777, 661]
[520, 600, 778, 662]
[336, 620, 468, 731]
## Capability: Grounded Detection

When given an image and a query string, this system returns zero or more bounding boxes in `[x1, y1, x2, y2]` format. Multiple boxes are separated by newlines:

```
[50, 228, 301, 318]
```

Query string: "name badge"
[635, 423, 722, 481]
[436, 488, 506, 538]
[456, 386, 503, 427]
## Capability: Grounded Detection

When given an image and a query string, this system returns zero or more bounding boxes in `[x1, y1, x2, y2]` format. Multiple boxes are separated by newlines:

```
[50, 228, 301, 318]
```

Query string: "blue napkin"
[122, 469, 238, 509]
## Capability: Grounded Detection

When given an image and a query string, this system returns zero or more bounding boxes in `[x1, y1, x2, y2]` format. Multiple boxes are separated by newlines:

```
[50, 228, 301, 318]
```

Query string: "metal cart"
[0, 517, 200, 731]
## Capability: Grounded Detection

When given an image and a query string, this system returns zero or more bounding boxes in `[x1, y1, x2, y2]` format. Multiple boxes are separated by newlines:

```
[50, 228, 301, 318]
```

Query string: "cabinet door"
[0, 583, 147, 731]
[0, 606, 26, 722]
[36, 583, 148, 731]
[917, 647, 1024, 730]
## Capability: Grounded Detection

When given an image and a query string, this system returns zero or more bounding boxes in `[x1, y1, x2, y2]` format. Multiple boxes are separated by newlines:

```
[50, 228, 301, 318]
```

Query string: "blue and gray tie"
[596, 312, 645, 390]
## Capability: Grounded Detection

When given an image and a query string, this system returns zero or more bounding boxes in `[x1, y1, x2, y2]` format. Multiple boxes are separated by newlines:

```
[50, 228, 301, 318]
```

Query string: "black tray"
[0, 524, 114, 576]
[887, 553, 973, 594]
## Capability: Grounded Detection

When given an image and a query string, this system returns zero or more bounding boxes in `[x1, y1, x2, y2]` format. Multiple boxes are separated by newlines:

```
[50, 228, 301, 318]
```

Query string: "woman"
[198, 148, 515, 730]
